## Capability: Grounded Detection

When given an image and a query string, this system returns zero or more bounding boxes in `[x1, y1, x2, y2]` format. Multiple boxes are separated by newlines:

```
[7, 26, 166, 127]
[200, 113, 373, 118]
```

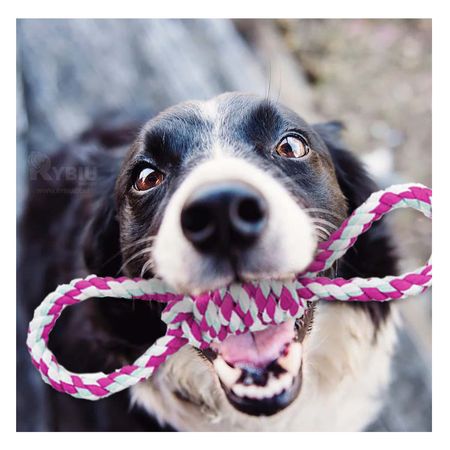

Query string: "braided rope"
[27, 183, 432, 400]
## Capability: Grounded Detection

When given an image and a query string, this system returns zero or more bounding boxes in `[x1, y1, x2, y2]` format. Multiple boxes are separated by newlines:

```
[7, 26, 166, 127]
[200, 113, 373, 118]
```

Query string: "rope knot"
[162, 281, 308, 348]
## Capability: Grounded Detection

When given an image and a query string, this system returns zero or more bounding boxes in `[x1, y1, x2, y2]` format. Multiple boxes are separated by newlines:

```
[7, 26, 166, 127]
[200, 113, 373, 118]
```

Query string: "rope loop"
[27, 183, 432, 400]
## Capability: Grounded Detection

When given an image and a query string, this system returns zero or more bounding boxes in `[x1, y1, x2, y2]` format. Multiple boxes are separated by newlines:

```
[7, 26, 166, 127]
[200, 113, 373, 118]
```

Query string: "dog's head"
[83, 92, 395, 428]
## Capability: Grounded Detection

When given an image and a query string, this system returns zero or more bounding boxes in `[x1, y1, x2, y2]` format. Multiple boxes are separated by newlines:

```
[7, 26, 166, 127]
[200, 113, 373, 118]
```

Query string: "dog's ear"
[313, 121, 397, 328]
[312, 122, 397, 275]
[83, 179, 122, 276]
[312, 121, 379, 210]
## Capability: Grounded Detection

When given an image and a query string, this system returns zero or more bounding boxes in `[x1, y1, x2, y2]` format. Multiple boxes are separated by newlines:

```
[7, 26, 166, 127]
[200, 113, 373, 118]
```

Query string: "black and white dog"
[20, 93, 398, 431]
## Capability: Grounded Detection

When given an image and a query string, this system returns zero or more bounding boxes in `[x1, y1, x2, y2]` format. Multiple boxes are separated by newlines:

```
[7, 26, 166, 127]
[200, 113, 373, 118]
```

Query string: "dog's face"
[114, 93, 349, 418]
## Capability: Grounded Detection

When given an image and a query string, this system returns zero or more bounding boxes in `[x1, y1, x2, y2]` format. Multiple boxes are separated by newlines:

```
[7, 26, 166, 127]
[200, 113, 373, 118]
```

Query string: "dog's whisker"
[140, 258, 155, 278]
[314, 225, 331, 238]
[119, 247, 153, 273]
[311, 218, 339, 230]
[304, 208, 344, 220]
[314, 226, 329, 236]
[121, 236, 156, 252]
[315, 233, 329, 243]
[314, 229, 329, 238]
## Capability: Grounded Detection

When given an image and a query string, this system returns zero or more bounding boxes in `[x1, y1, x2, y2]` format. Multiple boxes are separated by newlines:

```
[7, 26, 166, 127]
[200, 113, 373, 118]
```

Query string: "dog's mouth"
[204, 304, 314, 416]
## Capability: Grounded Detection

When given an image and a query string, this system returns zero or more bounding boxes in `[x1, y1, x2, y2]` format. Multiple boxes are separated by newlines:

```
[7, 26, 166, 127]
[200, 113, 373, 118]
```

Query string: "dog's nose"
[180, 182, 267, 253]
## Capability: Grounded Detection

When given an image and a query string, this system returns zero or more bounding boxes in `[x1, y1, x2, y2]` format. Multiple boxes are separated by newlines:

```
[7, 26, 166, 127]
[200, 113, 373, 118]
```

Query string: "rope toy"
[27, 183, 432, 400]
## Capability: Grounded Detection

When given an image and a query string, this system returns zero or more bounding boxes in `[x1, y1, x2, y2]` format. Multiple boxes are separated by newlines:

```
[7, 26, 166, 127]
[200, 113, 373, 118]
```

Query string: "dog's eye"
[134, 167, 164, 191]
[275, 135, 310, 159]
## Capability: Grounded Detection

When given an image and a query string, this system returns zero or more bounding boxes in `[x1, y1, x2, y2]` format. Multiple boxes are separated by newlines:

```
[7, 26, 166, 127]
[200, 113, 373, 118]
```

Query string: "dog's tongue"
[212, 320, 295, 367]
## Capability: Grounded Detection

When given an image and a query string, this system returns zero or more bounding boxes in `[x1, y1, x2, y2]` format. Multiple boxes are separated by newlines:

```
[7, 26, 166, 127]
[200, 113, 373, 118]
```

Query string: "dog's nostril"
[229, 195, 267, 242]
[180, 205, 215, 243]
[182, 205, 212, 233]
[235, 197, 266, 224]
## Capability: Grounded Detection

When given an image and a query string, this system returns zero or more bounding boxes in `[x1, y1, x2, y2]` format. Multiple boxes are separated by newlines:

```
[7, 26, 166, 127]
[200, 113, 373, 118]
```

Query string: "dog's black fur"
[19, 107, 396, 431]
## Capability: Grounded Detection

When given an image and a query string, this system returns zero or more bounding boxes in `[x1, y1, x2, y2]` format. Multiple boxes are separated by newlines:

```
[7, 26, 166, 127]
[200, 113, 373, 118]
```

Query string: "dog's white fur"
[131, 303, 398, 431]
[153, 156, 316, 294]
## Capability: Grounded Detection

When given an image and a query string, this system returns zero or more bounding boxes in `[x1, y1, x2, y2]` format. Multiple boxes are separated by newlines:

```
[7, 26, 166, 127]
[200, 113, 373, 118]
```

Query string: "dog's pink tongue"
[212, 320, 295, 367]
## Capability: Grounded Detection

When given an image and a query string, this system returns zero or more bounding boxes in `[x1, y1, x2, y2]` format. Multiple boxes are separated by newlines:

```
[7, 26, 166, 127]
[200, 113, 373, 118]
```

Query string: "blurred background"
[17, 19, 431, 431]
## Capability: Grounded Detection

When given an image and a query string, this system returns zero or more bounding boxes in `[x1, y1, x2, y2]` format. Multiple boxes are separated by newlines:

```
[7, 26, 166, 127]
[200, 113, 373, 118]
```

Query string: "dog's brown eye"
[134, 167, 164, 191]
[276, 135, 309, 159]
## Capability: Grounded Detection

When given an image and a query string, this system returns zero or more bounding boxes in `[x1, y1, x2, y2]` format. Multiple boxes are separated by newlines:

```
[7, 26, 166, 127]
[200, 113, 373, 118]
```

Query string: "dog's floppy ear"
[313, 121, 397, 328]
[312, 121, 379, 210]
[83, 178, 122, 276]
[312, 122, 397, 276]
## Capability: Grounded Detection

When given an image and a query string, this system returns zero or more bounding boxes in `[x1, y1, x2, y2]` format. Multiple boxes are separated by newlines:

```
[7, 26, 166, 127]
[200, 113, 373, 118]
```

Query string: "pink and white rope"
[27, 183, 432, 400]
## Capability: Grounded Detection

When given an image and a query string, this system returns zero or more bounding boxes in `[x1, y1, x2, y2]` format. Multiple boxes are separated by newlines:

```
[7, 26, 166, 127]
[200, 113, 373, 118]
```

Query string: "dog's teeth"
[265, 375, 281, 396]
[231, 373, 294, 400]
[278, 342, 302, 375]
[214, 342, 301, 401]
[279, 372, 294, 391]
[213, 356, 241, 387]
[266, 372, 292, 396]
[232, 383, 262, 399]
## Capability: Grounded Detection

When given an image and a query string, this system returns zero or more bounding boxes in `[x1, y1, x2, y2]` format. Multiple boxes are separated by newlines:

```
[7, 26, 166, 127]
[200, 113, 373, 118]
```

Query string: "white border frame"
[5, 1, 445, 447]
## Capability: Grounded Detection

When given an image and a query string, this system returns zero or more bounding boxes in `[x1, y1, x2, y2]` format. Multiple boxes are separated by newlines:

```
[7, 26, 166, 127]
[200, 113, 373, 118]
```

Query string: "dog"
[19, 92, 398, 431]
